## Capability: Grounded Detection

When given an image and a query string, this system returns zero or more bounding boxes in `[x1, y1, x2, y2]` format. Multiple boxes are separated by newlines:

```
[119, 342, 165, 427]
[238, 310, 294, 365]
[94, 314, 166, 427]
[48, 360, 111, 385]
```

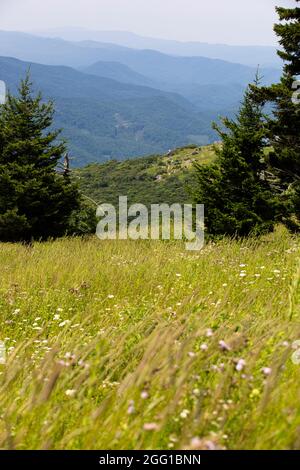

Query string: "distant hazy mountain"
[0, 56, 216, 165]
[82, 60, 246, 114]
[0, 32, 281, 166]
[80, 61, 155, 87]
[0, 31, 125, 68]
[34, 27, 281, 68]
[0, 31, 280, 88]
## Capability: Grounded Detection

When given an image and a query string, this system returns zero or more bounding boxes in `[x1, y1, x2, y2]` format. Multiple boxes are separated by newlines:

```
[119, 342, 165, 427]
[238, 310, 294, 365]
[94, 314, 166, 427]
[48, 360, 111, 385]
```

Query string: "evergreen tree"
[0, 75, 80, 242]
[192, 81, 277, 237]
[252, 1, 300, 228]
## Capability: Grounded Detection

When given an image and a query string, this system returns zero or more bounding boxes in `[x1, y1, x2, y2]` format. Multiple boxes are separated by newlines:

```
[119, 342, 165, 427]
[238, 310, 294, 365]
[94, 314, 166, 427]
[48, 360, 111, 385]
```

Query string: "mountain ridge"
[0, 56, 216, 165]
[32, 27, 281, 68]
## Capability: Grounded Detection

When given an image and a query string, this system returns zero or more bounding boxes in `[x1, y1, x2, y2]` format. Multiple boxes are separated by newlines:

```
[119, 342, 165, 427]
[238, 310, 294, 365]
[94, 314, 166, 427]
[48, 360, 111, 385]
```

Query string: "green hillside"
[75, 144, 217, 208]
[0, 56, 218, 165]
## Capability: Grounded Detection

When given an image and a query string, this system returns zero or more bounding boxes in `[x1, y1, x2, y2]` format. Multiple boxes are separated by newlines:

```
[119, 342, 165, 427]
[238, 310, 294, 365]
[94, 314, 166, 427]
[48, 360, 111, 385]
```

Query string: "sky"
[0, 0, 296, 46]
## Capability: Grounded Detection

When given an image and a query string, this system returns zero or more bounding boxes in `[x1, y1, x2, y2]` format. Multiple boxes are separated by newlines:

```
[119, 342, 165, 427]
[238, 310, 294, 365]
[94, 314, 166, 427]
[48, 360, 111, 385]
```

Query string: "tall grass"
[0, 227, 299, 449]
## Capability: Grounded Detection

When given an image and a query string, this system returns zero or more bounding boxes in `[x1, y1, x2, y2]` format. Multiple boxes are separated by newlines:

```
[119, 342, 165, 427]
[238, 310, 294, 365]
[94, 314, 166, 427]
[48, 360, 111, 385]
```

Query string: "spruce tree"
[192, 81, 277, 237]
[252, 1, 300, 228]
[0, 75, 80, 242]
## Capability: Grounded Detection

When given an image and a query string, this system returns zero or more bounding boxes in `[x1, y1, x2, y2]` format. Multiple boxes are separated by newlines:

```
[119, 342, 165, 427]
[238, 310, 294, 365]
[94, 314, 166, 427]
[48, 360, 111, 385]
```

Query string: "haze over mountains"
[0, 55, 216, 166]
[35, 28, 282, 68]
[0, 30, 282, 165]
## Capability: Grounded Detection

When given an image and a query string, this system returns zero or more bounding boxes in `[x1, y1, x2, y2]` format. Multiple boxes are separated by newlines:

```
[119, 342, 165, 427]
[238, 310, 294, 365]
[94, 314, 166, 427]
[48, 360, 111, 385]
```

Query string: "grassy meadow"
[0, 227, 300, 450]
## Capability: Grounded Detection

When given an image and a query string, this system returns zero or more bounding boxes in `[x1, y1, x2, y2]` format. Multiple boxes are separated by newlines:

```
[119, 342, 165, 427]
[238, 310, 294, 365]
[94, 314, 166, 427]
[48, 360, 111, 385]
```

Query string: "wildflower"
[190, 437, 202, 449]
[53, 314, 60, 321]
[188, 351, 196, 358]
[107, 295, 114, 299]
[236, 359, 246, 371]
[143, 423, 158, 431]
[141, 391, 149, 400]
[192, 388, 200, 396]
[239, 264, 247, 268]
[188, 437, 218, 450]
[239, 271, 247, 278]
[176, 273, 181, 277]
[57, 360, 69, 367]
[250, 388, 260, 398]
[65, 389, 76, 397]
[12, 309, 21, 316]
[65, 352, 75, 360]
[127, 400, 135, 415]
[222, 283, 228, 287]
[261, 367, 272, 376]
[57, 308, 64, 312]
[200, 343, 208, 351]
[219, 340, 231, 352]
[180, 409, 190, 419]
[206, 328, 213, 337]
[59, 320, 70, 327]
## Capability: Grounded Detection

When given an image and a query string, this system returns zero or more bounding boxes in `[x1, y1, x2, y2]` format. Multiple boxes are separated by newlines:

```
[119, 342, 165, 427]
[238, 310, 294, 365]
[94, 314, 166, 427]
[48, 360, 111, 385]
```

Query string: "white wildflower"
[236, 359, 246, 371]
[180, 409, 190, 419]
[127, 400, 135, 415]
[219, 340, 231, 352]
[261, 367, 272, 376]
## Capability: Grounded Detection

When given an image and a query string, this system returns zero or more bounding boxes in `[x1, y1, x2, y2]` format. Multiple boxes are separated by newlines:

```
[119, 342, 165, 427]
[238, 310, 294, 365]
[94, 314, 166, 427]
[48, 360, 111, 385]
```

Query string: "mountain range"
[0, 30, 282, 165]
[0, 55, 217, 165]
[34, 28, 282, 68]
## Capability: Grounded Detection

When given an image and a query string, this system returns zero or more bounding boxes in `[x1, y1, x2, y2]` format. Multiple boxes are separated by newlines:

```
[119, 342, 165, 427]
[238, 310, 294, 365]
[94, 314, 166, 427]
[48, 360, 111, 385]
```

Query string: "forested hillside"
[75, 145, 216, 207]
[0, 31, 281, 165]
[0, 56, 216, 165]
